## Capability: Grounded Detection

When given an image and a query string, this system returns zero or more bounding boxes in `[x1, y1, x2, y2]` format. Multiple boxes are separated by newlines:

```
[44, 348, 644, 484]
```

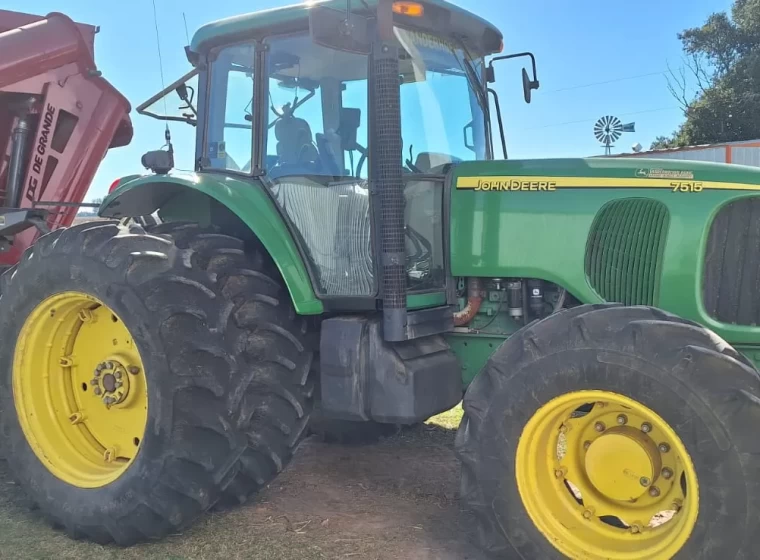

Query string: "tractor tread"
[457, 303, 760, 559]
[0, 221, 314, 545]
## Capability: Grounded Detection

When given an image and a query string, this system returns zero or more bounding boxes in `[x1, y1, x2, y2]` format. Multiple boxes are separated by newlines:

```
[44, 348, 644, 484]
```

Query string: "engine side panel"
[449, 157, 760, 346]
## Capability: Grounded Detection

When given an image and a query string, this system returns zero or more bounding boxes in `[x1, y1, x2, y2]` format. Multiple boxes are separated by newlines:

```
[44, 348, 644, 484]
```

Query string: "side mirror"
[489, 51, 540, 104]
[176, 83, 189, 102]
[522, 68, 536, 104]
[309, 6, 371, 55]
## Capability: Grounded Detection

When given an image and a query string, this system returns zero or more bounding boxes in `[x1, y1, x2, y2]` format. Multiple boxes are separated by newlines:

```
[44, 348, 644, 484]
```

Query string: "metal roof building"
[615, 139, 760, 167]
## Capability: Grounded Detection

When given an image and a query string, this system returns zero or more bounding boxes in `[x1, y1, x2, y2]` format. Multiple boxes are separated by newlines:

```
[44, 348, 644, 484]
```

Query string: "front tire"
[456, 304, 760, 559]
[0, 221, 314, 544]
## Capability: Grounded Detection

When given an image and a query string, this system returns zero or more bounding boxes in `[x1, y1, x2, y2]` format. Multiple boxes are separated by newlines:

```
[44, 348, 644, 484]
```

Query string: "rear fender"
[99, 171, 323, 315]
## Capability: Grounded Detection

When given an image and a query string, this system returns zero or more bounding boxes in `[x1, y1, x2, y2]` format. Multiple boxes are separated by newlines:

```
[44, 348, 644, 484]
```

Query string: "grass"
[427, 403, 464, 431]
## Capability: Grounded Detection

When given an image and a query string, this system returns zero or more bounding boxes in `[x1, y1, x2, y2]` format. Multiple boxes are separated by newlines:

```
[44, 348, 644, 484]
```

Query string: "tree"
[664, 0, 760, 145]
[650, 135, 678, 150]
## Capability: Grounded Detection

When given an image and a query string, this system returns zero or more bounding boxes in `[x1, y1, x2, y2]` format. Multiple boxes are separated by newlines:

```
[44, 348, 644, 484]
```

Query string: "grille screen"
[585, 199, 670, 306]
[703, 197, 760, 325]
[271, 179, 374, 296]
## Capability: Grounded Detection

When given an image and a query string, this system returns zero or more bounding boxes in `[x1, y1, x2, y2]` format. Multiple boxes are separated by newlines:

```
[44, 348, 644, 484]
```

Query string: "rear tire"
[456, 303, 760, 559]
[0, 221, 314, 544]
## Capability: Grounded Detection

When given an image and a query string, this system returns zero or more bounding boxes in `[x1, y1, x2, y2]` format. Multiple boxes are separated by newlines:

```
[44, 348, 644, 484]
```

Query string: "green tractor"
[2, 1, 760, 558]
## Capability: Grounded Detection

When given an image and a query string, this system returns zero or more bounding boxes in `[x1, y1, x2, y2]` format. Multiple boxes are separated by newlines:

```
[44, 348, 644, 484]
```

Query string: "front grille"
[703, 196, 760, 325]
[585, 198, 670, 306]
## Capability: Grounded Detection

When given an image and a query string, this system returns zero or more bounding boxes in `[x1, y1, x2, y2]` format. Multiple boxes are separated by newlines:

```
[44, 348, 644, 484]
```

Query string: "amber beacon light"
[393, 1, 425, 16]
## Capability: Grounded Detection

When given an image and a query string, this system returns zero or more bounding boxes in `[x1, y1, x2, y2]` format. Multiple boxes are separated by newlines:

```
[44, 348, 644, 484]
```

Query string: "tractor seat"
[275, 115, 320, 168]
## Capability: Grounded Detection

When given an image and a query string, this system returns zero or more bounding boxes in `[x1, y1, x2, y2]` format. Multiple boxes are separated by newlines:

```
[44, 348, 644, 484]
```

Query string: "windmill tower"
[594, 116, 635, 155]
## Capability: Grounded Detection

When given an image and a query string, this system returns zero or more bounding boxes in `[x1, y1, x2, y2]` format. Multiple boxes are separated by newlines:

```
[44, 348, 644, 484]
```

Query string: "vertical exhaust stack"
[373, 0, 407, 342]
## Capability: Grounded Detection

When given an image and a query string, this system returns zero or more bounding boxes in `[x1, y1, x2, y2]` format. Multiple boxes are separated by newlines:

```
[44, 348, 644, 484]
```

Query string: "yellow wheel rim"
[516, 390, 698, 560]
[13, 291, 148, 488]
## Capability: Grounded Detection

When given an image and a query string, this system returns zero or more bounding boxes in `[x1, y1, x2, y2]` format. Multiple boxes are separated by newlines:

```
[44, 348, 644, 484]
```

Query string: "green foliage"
[650, 135, 679, 150]
[666, 0, 760, 145]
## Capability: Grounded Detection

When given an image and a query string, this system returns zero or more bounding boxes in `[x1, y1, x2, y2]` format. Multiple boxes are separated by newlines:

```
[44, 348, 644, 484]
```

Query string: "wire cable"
[151, 0, 168, 118]
[524, 106, 680, 131]
[541, 69, 678, 95]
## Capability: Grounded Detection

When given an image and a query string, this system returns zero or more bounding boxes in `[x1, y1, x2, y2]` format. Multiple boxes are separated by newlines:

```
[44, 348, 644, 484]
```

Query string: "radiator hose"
[454, 277, 483, 326]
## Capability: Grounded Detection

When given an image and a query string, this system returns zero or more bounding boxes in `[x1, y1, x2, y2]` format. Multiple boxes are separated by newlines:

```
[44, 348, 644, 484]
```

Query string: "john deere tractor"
[1, 1, 760, 558]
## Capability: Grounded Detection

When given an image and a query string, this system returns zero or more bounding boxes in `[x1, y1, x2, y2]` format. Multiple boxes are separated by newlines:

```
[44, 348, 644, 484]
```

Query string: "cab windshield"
[396, 28, 489, 172]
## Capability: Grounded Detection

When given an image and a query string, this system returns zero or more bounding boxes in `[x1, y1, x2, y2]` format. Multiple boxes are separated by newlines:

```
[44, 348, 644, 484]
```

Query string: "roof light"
[393, 2, 425, 17]
[108, 179, 121, 194]
[498, 40, 504, 53]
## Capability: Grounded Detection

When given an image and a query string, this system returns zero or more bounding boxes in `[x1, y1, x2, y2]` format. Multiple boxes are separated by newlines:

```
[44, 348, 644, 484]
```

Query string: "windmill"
[594, 116, 635, 155]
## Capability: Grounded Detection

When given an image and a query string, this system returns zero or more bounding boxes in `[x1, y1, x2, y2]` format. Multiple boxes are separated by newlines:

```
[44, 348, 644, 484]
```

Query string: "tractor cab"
[135, 0, 524, 340]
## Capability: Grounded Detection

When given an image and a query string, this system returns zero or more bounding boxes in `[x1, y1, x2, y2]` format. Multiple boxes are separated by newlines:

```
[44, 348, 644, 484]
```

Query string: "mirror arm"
[487, 88, 507, 159]
[488, 51, 539, 87]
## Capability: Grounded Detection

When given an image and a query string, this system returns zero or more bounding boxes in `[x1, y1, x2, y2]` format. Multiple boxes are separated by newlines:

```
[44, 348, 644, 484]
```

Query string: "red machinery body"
[0, 10, 132, 266]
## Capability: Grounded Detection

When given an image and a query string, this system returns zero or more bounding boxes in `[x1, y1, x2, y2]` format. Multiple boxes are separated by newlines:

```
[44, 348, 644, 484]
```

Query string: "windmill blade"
[594, 118, 609, 142]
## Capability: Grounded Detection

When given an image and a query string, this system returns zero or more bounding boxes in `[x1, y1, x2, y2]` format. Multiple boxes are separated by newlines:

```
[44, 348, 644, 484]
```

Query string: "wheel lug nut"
[96, 363, 104, 372]
[616, 414, 627, 425]
[658, 442, 670, 453]
[641, 422, 652, 433]
[583, 509, 593, 519]
[94, 388, 102, 396]
[594, 422, 605, 433]
[554, 467, 567, 479]
[630, 524, 641, 534]
[115, 371, 122, 379]
[90, 379, 99, 386]
[649, 486, 661, 497]
[106, 361, 114, 369]
[583, 440, 591, 450]
[662, 467, 673, 480]
[639, 477, 651, 487]
[115, 382, 122, 389]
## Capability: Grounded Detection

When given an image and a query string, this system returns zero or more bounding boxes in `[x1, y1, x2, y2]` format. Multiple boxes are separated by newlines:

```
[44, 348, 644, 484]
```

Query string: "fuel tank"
[449, 157, 760, 347]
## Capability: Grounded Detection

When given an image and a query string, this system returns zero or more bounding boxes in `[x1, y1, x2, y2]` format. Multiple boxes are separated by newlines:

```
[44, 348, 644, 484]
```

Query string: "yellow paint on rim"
[584, 427, 661, 501]
[13, 292, 148, 488]
[516, 390, 699, 560]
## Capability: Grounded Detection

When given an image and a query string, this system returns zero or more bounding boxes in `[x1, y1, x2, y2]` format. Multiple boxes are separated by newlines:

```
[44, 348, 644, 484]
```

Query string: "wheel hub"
[13, 292, 148, 488]
[91, 360, 131, 407]
[516, 390, 699, 560]
[584, 426, 660, 501]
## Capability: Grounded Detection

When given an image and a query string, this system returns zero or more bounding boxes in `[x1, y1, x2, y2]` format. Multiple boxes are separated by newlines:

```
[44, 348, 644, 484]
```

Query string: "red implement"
[0, 10, 132, 266]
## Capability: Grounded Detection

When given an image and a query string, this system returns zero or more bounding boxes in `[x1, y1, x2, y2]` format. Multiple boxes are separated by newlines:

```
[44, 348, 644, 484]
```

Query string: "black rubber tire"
[0, 221, 314, 545]
[456, 303, 760, 559]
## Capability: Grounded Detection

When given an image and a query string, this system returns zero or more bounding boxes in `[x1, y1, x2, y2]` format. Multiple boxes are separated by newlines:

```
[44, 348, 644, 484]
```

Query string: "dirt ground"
[0, 406, 487, 560]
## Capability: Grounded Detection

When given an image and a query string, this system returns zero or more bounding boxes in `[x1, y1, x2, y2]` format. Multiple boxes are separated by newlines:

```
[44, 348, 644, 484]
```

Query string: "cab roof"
[190, 0, 503, 56]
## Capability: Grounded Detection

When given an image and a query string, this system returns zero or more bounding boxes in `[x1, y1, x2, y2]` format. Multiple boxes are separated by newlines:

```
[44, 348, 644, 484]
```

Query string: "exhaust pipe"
[374, 0, 406, 342]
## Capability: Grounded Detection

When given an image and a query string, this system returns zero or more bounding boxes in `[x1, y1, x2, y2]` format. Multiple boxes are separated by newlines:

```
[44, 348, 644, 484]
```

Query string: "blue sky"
[10, 0, 733, 200]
